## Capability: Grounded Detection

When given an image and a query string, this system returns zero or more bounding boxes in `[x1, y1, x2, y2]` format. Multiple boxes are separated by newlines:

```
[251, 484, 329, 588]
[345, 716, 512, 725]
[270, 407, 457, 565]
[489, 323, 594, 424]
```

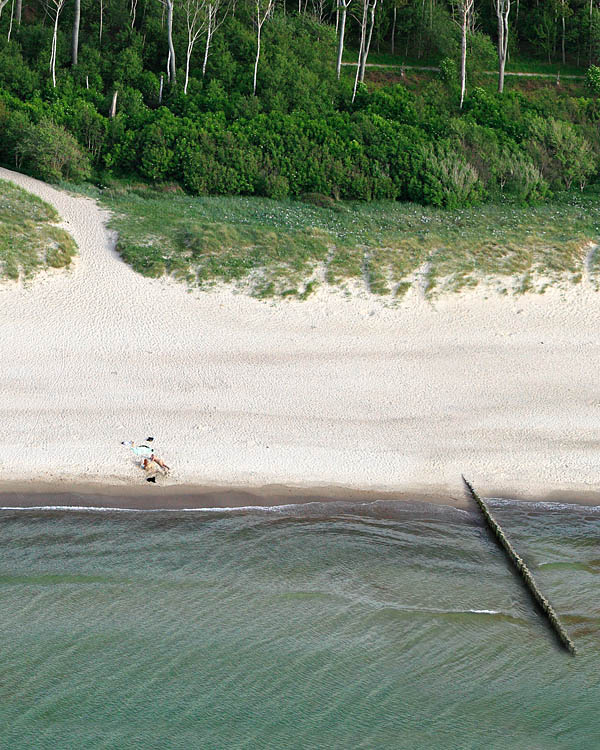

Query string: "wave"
[488, 498, 600, 512]
[0, 504, 301, 513]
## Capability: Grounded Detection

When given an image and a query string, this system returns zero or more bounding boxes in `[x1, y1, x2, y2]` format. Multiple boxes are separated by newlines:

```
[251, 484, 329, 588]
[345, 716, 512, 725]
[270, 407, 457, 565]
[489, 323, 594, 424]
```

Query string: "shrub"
[261, 173, 289, 200]
[499, 149, 549, 203]
[418, 141, 485, 208]
[526, 116, 596, 190]
[16, 119, 91, 182]
[585, 65, 600, 96]
[439, 57, 458, 85]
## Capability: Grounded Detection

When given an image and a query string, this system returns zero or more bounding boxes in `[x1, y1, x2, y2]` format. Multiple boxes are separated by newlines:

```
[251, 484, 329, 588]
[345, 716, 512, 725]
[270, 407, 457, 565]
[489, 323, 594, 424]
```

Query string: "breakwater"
[462, 476, 577, 655]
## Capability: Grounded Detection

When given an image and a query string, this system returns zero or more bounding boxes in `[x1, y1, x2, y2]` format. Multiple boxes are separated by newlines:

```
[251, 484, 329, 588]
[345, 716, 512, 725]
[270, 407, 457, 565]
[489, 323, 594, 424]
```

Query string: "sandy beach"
[2, 166, 600, 504]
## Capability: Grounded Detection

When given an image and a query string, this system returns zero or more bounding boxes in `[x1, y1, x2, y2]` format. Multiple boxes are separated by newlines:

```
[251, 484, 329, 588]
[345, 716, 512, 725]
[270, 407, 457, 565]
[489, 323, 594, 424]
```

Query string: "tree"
[359, 0, 378, 83]
[158, 0, 177, 83]
[494, 0, 510, 93]
[457, 0, 474, 108]
[352, 0, 378, 101]
[335, 0, 352, 78]
[183, 0, 206, 92]
[72, 0, 81, 66]
[202, 0, 227, 77]
[45, 0, 66, 87]
[253, 0, 275, 95]
[0, 0, 10, 19]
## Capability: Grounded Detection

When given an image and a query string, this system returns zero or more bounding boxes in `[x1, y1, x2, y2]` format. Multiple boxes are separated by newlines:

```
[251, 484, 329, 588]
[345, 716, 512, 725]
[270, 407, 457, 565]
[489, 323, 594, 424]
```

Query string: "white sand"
[2, 166, 600, 501]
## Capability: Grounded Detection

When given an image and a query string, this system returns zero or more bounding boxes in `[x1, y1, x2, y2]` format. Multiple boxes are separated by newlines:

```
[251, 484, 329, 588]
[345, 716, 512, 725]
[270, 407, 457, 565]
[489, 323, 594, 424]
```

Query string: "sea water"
[0, 498, 598, 749]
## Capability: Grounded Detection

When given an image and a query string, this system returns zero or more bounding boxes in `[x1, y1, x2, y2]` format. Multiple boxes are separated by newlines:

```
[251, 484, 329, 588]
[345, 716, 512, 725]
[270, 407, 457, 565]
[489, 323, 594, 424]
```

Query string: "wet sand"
[1, 480, 600, 511]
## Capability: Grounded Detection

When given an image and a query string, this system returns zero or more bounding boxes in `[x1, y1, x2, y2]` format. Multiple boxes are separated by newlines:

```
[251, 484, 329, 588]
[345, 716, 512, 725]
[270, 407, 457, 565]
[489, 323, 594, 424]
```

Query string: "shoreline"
[2, 480, 600, 511]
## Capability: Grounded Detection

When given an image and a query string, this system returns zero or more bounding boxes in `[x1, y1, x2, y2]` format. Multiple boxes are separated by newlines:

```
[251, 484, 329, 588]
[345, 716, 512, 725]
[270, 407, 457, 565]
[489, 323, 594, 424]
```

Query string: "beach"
[2, 166, 600, 504]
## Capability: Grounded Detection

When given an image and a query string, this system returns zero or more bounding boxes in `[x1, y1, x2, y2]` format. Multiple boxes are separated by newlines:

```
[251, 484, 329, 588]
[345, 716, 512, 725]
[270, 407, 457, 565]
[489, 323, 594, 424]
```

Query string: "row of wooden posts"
[462, 476, 577, 656]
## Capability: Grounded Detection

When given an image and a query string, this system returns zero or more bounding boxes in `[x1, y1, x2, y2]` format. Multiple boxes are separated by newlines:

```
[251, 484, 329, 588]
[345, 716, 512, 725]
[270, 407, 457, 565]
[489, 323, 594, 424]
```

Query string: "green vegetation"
[3, 0, 600, 293]
[95, 181, 600, 299]
[1, 1, 600, 209]
[0, 180, 77, 280]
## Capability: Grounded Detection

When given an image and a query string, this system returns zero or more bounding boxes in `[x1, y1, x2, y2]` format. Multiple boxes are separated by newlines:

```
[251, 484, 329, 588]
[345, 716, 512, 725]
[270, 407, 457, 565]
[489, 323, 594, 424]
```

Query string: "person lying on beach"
[121, 439, 170, 474]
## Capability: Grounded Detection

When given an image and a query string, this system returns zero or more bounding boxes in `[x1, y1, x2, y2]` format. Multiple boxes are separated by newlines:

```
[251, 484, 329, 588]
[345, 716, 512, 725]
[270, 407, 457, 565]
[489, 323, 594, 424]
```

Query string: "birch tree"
[336, 0, 352, 78]
[202, 0, 228, 76]
[7, 0, 14, 40]
[352, 0, 369, 101]
[358, 0, 377, 83]
[130, 0, 139, 28]
[352, 0, 377, 101]
[494, 0, 510, 93]
[158, 0, 177, 83]
[45, 0, 66, 87]
[72, 0, 81, 65]
[183, 0, 206, 92]
[253, 0, 275, 96]
[457, 0, 474, 108]
[0, 0, 10, 19]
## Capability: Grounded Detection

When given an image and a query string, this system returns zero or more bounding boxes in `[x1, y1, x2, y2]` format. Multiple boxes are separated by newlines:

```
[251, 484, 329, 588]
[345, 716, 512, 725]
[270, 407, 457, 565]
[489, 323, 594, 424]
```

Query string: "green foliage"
[526, 116, 595, 190]
[585, 65, 600, 95]
[418, 141, 485, 208]
[439, 57, 457, 85]
[0, 0, 599, 207]
[15, 120, 92, 183]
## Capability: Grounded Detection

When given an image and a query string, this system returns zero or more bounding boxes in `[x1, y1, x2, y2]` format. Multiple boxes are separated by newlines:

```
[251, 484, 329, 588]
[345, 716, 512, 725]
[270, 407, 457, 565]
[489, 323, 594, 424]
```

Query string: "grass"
[83, 180, 600, 300]
[0, 180, 77, 280]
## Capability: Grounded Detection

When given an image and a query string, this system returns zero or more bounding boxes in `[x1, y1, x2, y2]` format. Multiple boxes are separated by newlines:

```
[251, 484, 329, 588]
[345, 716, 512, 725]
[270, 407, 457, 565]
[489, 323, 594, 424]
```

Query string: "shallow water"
[0, 498, 598, 749]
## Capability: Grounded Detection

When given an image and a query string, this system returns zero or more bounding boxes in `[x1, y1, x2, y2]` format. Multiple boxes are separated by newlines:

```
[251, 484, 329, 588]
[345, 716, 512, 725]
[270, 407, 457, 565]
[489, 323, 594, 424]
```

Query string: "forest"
[1, 0, 600, 206]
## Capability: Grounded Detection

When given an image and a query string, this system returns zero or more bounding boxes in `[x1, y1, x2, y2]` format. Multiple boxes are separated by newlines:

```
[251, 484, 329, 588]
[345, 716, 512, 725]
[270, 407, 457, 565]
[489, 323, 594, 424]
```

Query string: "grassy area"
[0, 180, 77, 280]
[86, 181, 600, 300]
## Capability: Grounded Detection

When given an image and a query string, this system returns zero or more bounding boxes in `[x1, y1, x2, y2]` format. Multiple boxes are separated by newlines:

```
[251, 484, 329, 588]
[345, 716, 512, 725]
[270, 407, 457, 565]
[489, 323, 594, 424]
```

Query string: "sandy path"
[1, 167, 600, 500]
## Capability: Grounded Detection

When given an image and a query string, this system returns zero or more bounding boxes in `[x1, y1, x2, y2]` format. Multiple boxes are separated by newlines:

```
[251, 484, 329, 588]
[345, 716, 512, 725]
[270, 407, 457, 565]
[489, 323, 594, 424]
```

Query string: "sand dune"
[2, 166, 600, 502]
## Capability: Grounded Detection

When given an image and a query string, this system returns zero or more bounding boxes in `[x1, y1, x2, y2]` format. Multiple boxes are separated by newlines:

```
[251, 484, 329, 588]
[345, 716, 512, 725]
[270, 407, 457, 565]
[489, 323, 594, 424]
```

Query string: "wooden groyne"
[462, 476, 577, 655]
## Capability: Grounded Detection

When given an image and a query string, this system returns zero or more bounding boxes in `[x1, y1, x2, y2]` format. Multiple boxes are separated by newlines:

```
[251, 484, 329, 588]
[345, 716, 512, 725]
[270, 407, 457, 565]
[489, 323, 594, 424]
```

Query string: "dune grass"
[86, 180, 600, 300]
[0, 180, 77, 281]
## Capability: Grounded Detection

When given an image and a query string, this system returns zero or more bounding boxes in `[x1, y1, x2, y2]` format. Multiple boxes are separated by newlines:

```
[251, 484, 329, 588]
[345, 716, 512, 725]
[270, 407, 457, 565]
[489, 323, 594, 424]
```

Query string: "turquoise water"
[0, 498, 598, 749]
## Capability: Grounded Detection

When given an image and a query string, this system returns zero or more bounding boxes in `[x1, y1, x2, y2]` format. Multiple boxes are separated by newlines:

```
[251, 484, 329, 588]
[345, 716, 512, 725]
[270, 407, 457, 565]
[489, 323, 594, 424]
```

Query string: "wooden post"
[462, 476, 577, 655]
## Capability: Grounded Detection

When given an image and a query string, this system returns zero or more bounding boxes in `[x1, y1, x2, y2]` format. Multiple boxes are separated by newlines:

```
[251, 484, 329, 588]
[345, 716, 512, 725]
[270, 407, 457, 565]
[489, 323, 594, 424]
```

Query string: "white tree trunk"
[359, 0, 377, 83]
[185, 40, 193, 93]
[495, 0, 510, 94]
[253, 21, 261, 95]
[352, 0, 368, 101]
[50, 5, 61, 87]
[253, 0, 274, 95]
[7, 0, 14, 40]
[459, 0, 473, 109]
[131, 0, 138, 28]
[336, 3, 348, 79]
[72, 0, 80, 66]
[202, 7, 214, 76]
[110, 90, 118, 118]
[167, 0, 176, 82]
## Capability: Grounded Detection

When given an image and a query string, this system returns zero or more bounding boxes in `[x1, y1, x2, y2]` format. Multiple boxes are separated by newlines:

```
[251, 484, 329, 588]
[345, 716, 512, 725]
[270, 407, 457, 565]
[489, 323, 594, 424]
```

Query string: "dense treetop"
[1, 0, 600, 206]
